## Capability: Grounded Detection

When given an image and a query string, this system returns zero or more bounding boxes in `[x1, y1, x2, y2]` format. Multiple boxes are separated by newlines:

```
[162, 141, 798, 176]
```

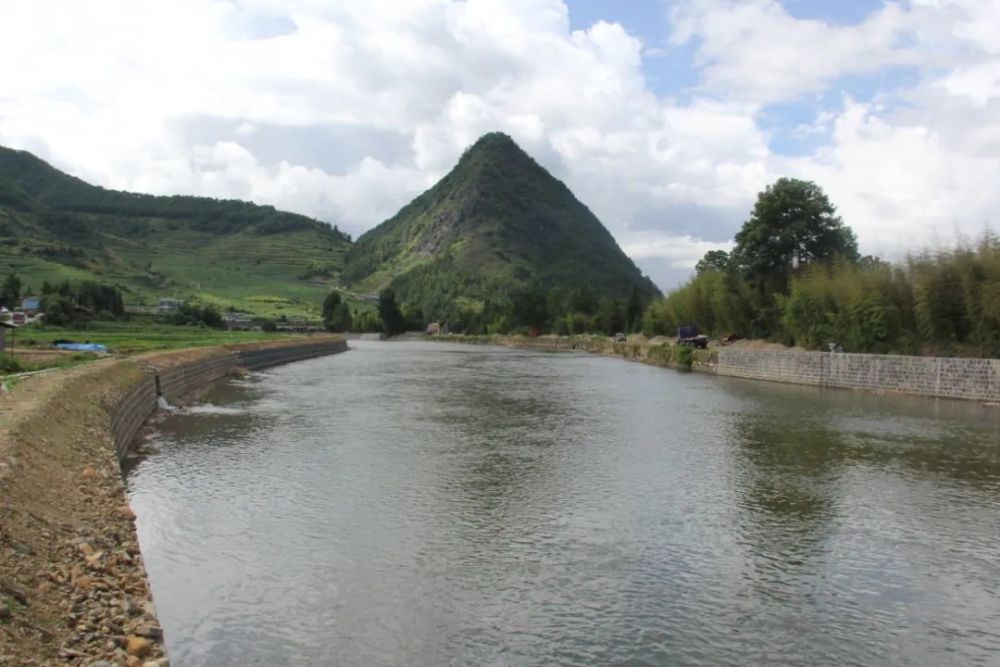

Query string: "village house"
[158, 298, 185, 313]
[21, 296, 41, 315]
[223, 312, 254, 331]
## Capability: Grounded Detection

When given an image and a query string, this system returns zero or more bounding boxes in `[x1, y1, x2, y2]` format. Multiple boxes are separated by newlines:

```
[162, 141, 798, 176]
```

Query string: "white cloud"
[668, 0, 919, 104]
[624, 233, 732, 269]
[0, 0, 999, 288]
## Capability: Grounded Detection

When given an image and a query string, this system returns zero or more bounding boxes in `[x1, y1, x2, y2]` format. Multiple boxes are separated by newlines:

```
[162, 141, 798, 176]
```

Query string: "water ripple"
[128, 341, 1000, 666]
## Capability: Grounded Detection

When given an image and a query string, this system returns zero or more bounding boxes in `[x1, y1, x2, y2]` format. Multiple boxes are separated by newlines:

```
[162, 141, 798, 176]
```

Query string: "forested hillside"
[0, 146, 352, 317]
[343, 133, 659, 328]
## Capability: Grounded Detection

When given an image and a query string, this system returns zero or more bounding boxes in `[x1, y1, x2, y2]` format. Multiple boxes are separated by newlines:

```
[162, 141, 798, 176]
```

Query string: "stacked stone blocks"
[717, 349, 1000, 402]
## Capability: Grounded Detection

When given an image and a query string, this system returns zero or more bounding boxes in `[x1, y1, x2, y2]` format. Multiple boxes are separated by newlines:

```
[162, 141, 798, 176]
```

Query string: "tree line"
[324, 283, 649, 338]
[0, 146, 353, 241]
[642, 178, 1000, 358]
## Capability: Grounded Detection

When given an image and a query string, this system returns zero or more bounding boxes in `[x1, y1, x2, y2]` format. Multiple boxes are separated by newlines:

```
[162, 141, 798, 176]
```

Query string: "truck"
[677, 324, 709, 349]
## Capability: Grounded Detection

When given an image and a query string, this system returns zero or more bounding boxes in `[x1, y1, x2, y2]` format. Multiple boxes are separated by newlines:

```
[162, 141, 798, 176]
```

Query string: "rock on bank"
[0, 337, 346, 665]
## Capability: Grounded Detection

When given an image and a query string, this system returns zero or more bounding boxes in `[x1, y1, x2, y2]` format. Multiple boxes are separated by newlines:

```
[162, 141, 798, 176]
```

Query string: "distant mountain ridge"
[0, 146, 351, 317]
[0, 136, 660, 323]
[343, 132, 659, 318]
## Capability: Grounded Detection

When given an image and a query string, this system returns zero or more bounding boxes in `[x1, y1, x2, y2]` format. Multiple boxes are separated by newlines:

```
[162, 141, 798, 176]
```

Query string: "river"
[127, 340, 1000, 666]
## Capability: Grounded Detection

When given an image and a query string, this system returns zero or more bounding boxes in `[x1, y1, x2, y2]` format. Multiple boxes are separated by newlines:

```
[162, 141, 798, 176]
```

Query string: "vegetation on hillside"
[321, 291, 354, 332]
[11, 319, 298, 355]
[643, 179, 1000, 358]
[0, 146, 351, 240]
[7, 139, 993, 356]
[38, 280, 125, 327]
[343, 132, 659, 324]
[0, 146, 355, 318]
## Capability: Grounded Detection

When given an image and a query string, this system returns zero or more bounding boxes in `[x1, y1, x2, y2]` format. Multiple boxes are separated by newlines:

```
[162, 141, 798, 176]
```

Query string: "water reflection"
[128, 342, 1000, 666]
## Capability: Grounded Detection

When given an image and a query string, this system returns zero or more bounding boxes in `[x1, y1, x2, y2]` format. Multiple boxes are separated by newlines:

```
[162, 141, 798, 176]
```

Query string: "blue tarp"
[55, 343, 108, 352]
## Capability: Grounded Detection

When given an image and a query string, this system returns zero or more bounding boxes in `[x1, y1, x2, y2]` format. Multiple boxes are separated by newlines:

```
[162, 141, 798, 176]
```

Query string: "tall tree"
[695, 250, 730, 274]
[731, 178, 858, 295]
[625, 286, 643, 331]
[378, 288, 406, 336]
[329, 302, 353, 332]
[569, 285, 598, 316]
[510, 288, 549, 330]
[322, 290, 353, 332]
[1, 272, 22, 308]
[322, 291, 340, 319]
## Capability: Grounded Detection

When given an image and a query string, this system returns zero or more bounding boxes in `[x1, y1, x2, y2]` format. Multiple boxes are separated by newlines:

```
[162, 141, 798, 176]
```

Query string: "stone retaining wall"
[0, 337, 347, 663]
[227, 338, 348, 371]
[431, 334, 999, 403]
[717, 348, 1000, 401]
[110, 375, 158, 460]
[111, 338, 348, 463]
[146, 350, 239, 405]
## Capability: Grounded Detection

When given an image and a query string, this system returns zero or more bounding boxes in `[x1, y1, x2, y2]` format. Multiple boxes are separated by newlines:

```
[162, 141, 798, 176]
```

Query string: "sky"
[2, 0, 999, 289]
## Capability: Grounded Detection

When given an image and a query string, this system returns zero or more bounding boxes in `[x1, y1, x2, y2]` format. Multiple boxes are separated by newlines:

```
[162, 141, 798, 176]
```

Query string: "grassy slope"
[0, 146, 363, 318]
[12, 320, 298, 355]
[343, 133, 660, 310]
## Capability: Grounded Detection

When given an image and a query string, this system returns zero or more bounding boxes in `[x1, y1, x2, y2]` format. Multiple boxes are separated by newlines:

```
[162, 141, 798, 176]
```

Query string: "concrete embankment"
[431, 334, 1000, 403]
[0, 337, 346, 665]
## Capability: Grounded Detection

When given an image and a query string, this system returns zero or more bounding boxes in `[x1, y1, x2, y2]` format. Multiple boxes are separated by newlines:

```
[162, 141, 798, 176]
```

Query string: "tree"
[510, 288, 548, 330]
[322, 291, 341, 323]
[326, 302, 353, 332]
[199, 305, 224, 329]
[353, 309, 383, 333]
[696, 250, 730, 275]
[625, 286, 643, 332]
[731, 178, 858, 295]
[569, 285, 598, 316]
[378, 288, 406, 336]
[1, 272, 22, 308]
[322, 291, 353, 331]
[594, 298, 625, 335]
[43, 295, 89, 328]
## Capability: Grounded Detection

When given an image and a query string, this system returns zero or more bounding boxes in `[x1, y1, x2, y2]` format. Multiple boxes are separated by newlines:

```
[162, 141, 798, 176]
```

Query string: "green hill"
[0, 146, 352, 317]
[343, 132, 659, 319]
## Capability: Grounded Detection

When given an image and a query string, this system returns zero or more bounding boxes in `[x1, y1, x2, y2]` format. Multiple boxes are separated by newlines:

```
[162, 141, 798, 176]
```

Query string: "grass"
[0, 215, 374, 320]
[0, 351, 99, 375]
[11, 320, 300, 356]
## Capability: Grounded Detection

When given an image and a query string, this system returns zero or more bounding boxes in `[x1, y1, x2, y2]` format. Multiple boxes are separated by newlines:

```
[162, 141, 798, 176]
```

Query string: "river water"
[127, 341, 1000, 666]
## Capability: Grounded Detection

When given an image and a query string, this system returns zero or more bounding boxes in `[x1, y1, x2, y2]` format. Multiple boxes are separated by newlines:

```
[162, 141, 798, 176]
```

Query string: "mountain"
[343, 133, 659, 318]
[0, 146, 351, 317]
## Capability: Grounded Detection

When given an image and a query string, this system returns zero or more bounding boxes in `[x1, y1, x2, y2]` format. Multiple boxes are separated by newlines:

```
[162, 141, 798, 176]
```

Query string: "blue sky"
[567, 0, 914, 156]
[2, 0, 998, 289]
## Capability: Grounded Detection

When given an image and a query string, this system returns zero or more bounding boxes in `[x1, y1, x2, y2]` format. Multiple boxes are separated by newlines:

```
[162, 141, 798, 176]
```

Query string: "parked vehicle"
[677, 324, 709, 349]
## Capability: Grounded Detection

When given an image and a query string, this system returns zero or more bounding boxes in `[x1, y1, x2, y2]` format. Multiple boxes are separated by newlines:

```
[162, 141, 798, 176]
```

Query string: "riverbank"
[426, 334, 718, 372]
[0, 337, 347, 665]
[4, 321, 315, 375]
[427, 334, 1000, 403]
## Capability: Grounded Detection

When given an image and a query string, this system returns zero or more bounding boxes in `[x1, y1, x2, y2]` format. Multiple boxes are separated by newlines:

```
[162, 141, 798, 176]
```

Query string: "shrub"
[675, 345, 694, 370]
[0, 356, 23, 374]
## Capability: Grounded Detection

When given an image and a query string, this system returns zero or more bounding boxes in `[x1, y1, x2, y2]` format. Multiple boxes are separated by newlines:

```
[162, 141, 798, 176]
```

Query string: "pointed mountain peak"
[467, 131, 519, 151]
[457, 132, 533, 167]
[343, 133, 660, 308]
